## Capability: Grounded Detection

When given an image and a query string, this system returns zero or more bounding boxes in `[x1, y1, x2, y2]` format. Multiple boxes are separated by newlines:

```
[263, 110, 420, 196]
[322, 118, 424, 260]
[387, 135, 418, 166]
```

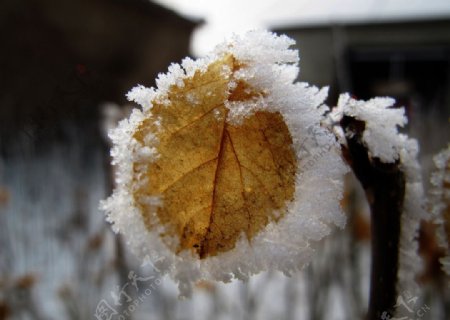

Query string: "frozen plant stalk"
[331, 94, 427, 319]
[100, 31, 348, 296]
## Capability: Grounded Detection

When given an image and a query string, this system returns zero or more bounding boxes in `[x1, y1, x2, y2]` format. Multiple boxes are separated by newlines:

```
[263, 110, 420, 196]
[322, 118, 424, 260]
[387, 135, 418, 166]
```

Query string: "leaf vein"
[199, 113, 227, 258]
[160, 157, 218, 193]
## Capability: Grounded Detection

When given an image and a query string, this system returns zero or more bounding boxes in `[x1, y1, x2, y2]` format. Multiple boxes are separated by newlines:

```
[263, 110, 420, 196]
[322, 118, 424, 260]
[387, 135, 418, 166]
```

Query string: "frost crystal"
[100, 31, 349, 296]
[430, 145, 450, 277]
[126, 85, 156, 111]
[336, 93, 407, 163]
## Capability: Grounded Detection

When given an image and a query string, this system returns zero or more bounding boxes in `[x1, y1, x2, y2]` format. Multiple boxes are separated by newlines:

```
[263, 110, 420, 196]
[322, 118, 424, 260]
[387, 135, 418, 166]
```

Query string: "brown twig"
[340, 116, 405, 320]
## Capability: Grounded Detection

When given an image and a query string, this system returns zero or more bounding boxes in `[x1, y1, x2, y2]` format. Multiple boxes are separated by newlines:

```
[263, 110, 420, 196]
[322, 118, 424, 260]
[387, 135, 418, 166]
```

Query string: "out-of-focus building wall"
[277, 20, 450, 97]
[0, 0, 198, 153]
[0, 1, 197, 318]
[277, 19, 450, 167]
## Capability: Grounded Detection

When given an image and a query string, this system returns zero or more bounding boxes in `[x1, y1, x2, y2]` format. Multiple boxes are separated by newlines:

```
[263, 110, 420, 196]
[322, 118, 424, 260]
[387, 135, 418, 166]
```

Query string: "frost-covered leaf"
[101, 31, 348, 296]
[132, 55, 297, 258]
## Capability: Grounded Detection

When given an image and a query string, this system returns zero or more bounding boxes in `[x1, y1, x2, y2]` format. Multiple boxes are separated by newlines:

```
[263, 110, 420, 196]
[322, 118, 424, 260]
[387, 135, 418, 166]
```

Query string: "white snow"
[336, 93, 408, 163]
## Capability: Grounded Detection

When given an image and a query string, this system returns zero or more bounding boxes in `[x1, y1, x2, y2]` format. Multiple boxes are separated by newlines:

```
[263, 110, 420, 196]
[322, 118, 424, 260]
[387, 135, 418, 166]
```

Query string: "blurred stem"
[340, 116, 405, 320]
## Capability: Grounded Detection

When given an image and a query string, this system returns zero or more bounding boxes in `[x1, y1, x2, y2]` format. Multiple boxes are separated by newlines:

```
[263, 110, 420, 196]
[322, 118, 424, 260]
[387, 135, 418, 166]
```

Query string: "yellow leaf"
[133, 55, 297, 258]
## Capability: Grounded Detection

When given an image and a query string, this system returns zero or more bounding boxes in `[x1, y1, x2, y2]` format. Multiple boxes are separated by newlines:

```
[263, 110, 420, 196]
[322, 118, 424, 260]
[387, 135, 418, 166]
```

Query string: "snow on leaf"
[132, 55, 297, 258]
[100, 30, 348, 296]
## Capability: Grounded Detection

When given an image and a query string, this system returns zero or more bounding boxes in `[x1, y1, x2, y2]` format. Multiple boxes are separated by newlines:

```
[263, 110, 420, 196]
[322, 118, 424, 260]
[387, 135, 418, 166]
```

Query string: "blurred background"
[0, 0, 449, 319]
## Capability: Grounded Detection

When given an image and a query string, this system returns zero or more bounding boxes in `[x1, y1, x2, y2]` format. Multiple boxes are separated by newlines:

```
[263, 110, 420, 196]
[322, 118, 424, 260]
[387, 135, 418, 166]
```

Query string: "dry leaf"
[133, 55, 296, 258]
